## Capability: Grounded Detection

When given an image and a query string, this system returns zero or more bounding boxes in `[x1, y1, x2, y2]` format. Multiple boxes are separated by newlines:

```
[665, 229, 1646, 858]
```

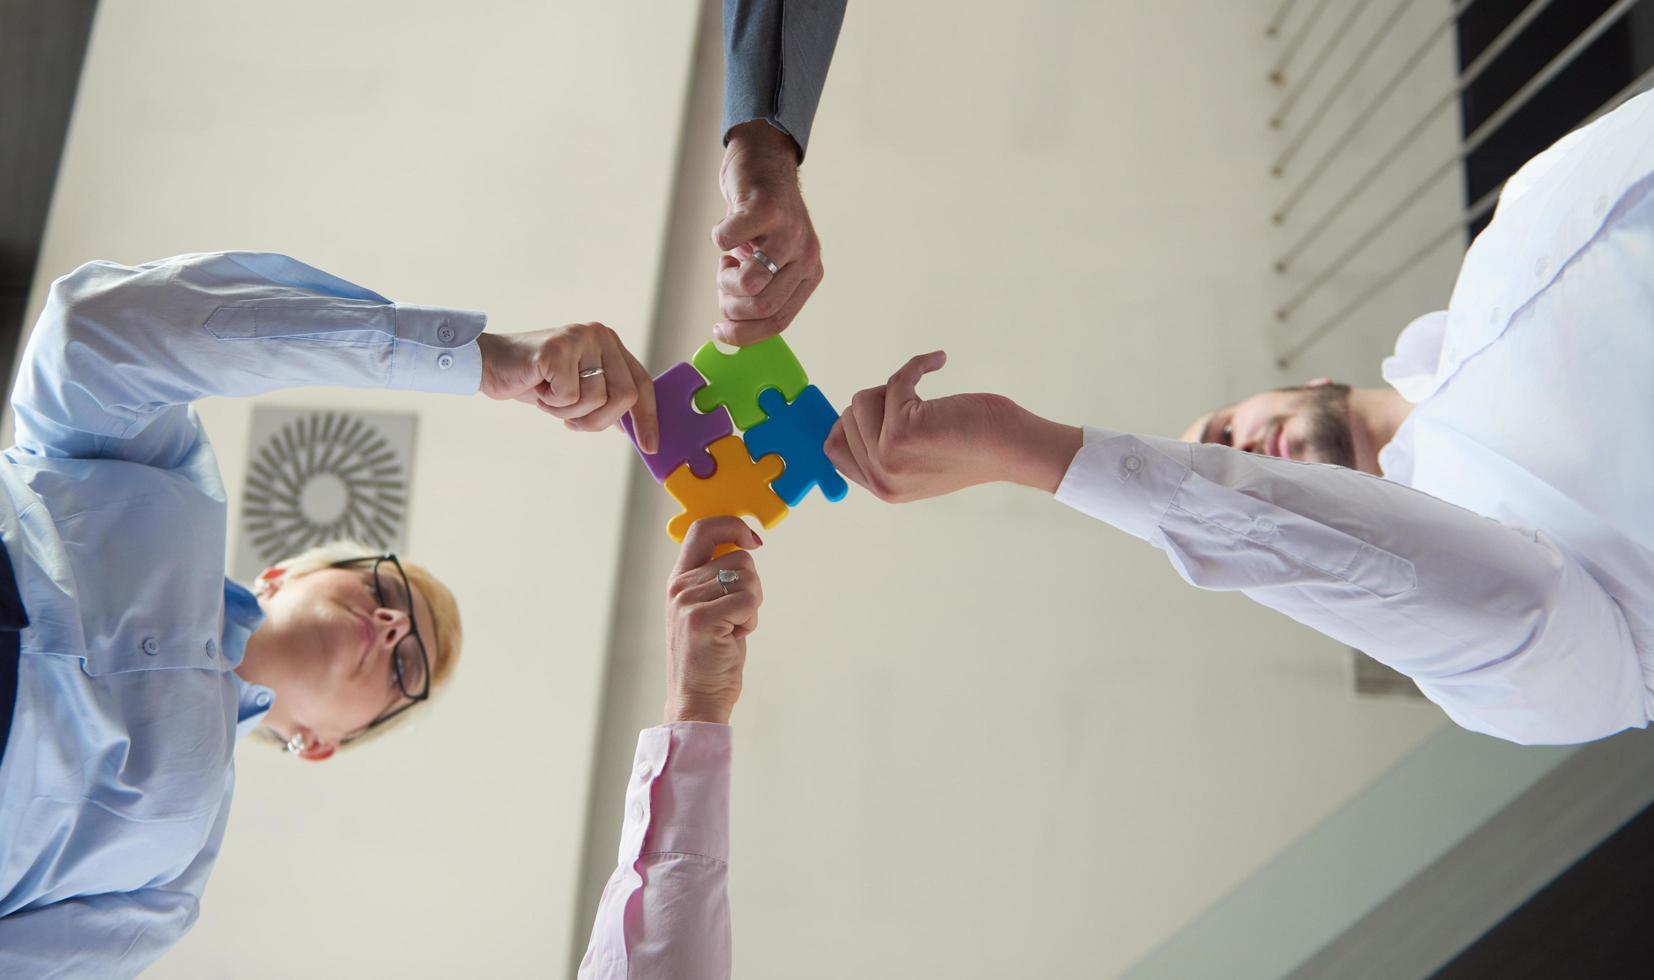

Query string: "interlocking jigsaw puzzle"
[623, 336, 845, 549]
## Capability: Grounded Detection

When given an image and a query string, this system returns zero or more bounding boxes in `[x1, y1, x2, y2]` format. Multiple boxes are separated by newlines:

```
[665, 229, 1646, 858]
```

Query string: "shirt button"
[437, 324, 455, 343]
[1533, 257, 1547, 278]
[634, 761, 652, 780]
[1595, 195, 1609, 217]
[205, 638, 217, 658]
[141, 637, 160, 655]
[255, 692, 272, 708]
[1122, 454, 1142, 473]
[1488, 307, 1502, 326]
[629, 801, 645, 824]
[437, 353, 454, 370]
[1255, 517, 1277, 535]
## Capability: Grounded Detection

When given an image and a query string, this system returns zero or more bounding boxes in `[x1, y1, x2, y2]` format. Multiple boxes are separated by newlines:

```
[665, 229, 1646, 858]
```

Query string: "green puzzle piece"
[691, 336, 809, 430]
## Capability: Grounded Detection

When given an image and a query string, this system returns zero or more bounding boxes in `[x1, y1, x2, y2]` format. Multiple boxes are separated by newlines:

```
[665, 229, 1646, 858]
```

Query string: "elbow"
[35, 262, 149, 377]
[35, 263, 114, 354]
[1421, 546, 1646, 745]
[1456, 538, 1574, 673]
[45, 260, 117, 312]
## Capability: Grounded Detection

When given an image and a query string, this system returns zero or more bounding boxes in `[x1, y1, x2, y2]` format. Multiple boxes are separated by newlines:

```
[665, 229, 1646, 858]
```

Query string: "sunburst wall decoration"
[233, 407, 419, 582]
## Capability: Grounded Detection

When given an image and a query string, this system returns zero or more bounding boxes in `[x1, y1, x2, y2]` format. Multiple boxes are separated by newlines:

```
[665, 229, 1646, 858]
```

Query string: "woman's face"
[247, 563, 439, 759]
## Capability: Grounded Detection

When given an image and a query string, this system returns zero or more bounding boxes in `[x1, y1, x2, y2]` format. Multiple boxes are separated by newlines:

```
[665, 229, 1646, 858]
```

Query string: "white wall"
[581, 2, 1467, 978]
[25, 2, 696, 975]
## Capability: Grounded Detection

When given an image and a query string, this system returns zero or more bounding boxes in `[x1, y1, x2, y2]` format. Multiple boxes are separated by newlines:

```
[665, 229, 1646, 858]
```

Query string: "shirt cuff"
[617, 723, 732, 867]
[1053, 427, 1192, 543]
[389, 304, 486, 395]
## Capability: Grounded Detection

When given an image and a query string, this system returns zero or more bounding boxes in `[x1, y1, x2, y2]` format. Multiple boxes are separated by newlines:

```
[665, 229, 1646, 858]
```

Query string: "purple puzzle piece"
[622, 362, 734, 482]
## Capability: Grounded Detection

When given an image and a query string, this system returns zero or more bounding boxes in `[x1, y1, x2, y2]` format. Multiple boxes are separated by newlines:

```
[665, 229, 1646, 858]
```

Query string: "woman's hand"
[477, 324, 660, 452]
[825, 351, 1084, 502]
[663, 517, 765, 726]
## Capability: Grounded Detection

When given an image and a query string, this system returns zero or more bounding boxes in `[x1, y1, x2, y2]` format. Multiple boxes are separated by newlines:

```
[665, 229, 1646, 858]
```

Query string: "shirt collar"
[1376, 312, 1448, 485]
[224, 579, 273, 740]
[1380, 310, 1449, 404]
[220, 578, 263, 668]
[231, 672, 276, 741]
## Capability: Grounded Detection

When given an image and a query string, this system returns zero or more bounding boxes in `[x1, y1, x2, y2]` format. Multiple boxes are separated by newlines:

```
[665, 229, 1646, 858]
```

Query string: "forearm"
[994, 407, 1085, 494]
[1048, 425, 1646, 743]
[722, 0, 847, 158]
[13, 252, 482, 462]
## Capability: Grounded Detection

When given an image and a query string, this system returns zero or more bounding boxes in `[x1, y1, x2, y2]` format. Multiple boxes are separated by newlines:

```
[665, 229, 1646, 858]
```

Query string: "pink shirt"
[579, 722, 733, 980]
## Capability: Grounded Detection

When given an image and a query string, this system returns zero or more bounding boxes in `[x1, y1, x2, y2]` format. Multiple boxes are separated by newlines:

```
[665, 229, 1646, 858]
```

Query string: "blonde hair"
[250, 539, 463, 752]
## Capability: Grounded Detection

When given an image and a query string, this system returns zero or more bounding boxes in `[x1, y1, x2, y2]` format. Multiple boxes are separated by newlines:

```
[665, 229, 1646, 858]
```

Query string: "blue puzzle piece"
[742, 385, 848, 506]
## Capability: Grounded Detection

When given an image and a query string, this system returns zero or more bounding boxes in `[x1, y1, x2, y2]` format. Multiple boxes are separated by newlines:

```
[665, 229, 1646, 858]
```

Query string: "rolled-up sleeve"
[1056, 427, 1648, 745]
[579, 723, 733, 980]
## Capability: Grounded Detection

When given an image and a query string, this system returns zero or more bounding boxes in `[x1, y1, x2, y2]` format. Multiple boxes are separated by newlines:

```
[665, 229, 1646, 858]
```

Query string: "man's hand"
[711, 121, 823, 346]
[663, 518, 765, 726]
[477, 324, 659, 453]
[826, 351, 1085, 502]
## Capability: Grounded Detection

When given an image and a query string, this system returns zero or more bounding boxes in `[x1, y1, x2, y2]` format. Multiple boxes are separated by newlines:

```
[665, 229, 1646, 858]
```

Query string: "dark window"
[1457, 0, 1654, 237]
[0, 0, 99, 401]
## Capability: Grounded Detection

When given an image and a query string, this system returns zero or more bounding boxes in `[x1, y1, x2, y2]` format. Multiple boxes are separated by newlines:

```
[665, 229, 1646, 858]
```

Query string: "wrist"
[474, 332, 501, 396]
[726, 120, 802, 168]
[994, 406, 1084, 493]
[664, 697, 733, 726]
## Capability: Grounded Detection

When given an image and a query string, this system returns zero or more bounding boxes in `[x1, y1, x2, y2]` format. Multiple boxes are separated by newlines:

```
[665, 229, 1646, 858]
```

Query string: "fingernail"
[753, 531, 763, 546]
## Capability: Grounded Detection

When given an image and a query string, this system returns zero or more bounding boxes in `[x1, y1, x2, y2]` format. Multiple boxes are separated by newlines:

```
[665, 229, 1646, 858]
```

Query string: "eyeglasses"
[330, 554, 434, 741]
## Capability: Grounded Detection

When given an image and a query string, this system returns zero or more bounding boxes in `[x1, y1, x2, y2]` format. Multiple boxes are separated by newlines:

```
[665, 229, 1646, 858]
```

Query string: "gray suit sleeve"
[722, 0, 846, 159]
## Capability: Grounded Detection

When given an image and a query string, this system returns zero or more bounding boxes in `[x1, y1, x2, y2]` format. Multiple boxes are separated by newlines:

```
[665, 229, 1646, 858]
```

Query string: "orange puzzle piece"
[664, 435, 789, 552]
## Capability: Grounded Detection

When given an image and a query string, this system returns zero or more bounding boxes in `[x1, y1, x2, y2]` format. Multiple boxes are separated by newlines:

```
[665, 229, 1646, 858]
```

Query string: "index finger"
[673, 517, 763, 575]
[621, 346, 659, 454]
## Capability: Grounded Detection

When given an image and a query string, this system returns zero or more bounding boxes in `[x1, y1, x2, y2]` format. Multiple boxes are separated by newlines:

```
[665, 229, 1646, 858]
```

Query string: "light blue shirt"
[0, 252, 484, 976]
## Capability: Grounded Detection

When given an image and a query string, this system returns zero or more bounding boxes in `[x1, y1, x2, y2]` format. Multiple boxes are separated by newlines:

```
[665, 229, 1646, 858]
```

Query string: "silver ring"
[717, 568, 740, 595]
[750, 248, 780, 276]
[578, 366, 604, 379]
[285, 732, 309, 754]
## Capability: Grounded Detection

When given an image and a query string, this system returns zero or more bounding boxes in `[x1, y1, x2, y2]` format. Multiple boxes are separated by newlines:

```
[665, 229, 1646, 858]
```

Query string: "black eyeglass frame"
[329, 554, 434, 742]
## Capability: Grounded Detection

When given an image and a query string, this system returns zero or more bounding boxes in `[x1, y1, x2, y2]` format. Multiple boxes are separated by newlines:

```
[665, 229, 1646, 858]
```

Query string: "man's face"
[1182, 381, 1357, 469]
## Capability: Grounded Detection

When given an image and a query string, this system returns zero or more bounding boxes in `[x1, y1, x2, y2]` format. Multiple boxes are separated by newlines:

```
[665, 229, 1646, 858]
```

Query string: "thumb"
[479, 332, 535, 400]
[886, 350, 948, 404]
[711, 207, 769, 252]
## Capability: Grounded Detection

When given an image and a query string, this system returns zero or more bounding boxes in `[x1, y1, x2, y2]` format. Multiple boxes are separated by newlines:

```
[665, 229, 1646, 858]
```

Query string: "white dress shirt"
[1056, 89, 1654, 746]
